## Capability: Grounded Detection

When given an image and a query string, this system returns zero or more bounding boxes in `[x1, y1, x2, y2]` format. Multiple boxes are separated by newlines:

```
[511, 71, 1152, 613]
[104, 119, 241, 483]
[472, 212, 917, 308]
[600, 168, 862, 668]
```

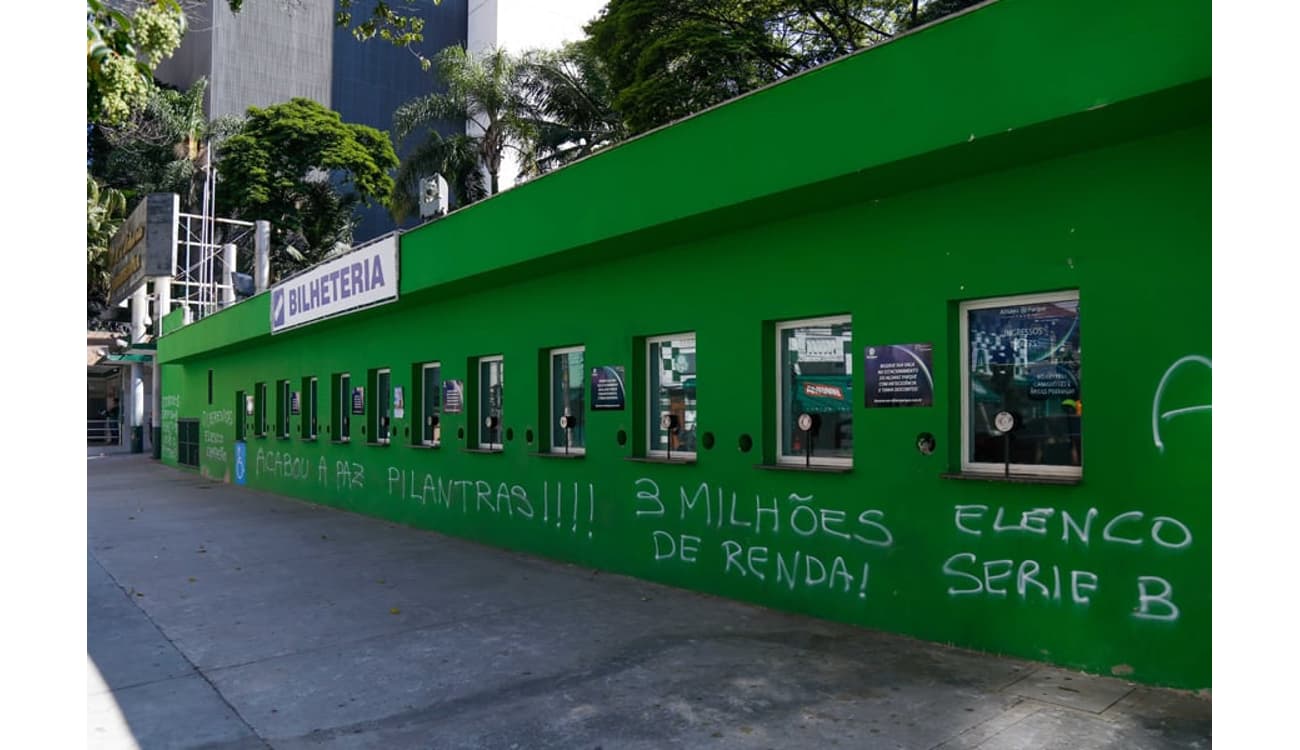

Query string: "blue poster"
[864, 343, 934, 407]
[590, 365, 626, 410]
[351, 386, 365, 415]
[234, 440, 247, 485]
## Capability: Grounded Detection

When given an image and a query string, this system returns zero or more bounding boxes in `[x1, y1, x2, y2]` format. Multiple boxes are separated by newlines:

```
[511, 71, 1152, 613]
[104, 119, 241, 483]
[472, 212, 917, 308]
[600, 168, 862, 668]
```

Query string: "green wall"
[159, 0, 1210, 689]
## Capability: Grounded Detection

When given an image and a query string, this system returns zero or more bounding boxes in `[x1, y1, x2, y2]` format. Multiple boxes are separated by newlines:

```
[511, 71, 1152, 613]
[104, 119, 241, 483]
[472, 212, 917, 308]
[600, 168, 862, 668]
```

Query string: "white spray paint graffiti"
[160, 394, 181, 462]
[942, 503, 1193, 622]
[251, 448, 366, 494]
[635, 478, 892, 600]
[385, 468, 597, 539]
[1152, 355, 1211, 453]
[201, 409, 234, 467]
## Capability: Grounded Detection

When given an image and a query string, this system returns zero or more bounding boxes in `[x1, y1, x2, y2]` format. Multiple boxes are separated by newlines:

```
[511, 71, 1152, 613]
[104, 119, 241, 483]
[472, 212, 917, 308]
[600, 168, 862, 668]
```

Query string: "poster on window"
[864, 343, 934, 407]
[967, 300, 1080, 404]
[351, 387, 365, 415]
[443, 380, 464, 414]
[590, 365, 626, 410]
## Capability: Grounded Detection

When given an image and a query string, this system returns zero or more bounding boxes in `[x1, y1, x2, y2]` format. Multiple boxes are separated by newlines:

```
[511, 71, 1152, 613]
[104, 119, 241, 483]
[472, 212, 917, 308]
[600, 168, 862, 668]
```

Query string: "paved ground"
[87, 454, 1212, 749]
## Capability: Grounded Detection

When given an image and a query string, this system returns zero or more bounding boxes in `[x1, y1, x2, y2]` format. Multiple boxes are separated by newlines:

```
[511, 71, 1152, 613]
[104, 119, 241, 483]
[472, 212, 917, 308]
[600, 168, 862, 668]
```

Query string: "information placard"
[590, 365, 626, 410]
[864, 343, 934, 407]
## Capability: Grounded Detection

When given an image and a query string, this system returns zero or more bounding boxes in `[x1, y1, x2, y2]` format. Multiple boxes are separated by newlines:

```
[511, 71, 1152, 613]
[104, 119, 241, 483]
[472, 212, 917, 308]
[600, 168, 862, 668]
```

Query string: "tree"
[87, 0, 187, 127]
[95, 78, 243, 211]
[87, 174, 128, 325]
[516, 41, 628, 176]
[393, 46, 537, 198]
[583, 0, 980, 135]
[218, 98, 398, 278]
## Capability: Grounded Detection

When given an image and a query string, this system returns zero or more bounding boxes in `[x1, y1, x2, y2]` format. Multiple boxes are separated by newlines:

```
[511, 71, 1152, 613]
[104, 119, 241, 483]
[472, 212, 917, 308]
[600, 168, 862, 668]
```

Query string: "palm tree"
[516, 41, 628, 176]
[98, 78, 242, 211]
[393, 46, 536, 201]
[87, 174, 127, 325]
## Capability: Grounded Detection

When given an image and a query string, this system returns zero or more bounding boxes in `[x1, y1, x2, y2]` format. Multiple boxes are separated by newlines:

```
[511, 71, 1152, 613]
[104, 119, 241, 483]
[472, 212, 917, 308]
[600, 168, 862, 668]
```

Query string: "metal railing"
[87, 419, 121, 444]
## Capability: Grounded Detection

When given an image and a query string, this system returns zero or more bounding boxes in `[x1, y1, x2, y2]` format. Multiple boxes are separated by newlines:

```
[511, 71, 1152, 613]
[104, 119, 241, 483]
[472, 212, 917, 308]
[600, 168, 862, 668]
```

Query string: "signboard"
[290, 391, 301, 415]
[591, 366, 626, 411]
[443, 380, 464, 414]
[864, 343, 934, 407]
[234, 441, 247, 485]
[107, 193, 179, 307]
[351, 387, 365, 415]
[270, 235, 399, 334]
[393, 386, 405, 419]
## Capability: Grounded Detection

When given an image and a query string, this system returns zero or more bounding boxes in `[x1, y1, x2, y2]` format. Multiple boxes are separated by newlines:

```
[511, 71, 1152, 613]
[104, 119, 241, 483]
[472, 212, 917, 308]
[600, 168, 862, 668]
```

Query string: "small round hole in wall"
[702, 432, 715, 450]
[738, 434, 753, 453]
[526, 428, 534, 444]
[457, 427, 465, 440]
[616, 429, 628, 446]
[506, 427, 515, 442]
[916, 432, 937, 455]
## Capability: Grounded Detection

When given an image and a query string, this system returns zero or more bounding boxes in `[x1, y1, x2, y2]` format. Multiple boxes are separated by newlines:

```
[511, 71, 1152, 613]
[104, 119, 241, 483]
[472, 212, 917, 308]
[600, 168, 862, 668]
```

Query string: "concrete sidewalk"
[87, 455, 1211, 749]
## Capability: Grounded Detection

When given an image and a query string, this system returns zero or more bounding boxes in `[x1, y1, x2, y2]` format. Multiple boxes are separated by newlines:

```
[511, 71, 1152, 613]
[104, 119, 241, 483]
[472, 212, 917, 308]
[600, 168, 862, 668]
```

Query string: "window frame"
[333, 372, 351, 443]
[235, 390, 247, 441]
[277, 379, 291, 438]
[254, 381, 268, 437]
[775, 314, 853, 469]
[371, 367, 392, 444]
[646, 332, 697, 460]
[477, 355, 504, 450]
[549, 345, 586, 455]
[302, 376, 318, 440]
[958, 290, 1082, 480]
[419, 361, 442, 447]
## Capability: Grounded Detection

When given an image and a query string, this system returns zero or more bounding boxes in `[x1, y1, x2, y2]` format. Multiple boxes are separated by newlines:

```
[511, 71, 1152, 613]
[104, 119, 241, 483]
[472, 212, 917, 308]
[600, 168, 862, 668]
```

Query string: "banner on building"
[270, 235, 399, 334]
[107, 193, 179, 307]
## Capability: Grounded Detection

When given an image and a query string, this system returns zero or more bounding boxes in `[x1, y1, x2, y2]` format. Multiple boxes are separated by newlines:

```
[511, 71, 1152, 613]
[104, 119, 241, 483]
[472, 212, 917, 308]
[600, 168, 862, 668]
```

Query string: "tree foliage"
[96, 78, 243, 211]
[218, 98, 398, 278]
[393, 46, 536, 198]
[516, 41, 628, 175]
[87, 174, 128, 324]
[584, 0, 982, 134]
[87, 0, 187, 127]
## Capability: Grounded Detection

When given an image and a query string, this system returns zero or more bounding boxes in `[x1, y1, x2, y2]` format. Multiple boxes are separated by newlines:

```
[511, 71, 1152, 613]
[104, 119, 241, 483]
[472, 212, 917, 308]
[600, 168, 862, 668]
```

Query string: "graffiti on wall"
[386, 468, 597, 539]
[160, 394, 180, 462]
[1152, 355, 1211, 454]
[202, 409, 234, 474]
[940, 504, 1191, 621]
[633, 478, 893, 600]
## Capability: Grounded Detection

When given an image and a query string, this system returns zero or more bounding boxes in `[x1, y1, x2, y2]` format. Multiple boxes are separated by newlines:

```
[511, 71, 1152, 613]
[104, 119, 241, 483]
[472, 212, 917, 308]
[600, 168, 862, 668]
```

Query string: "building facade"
[156, 0, 1212, 690]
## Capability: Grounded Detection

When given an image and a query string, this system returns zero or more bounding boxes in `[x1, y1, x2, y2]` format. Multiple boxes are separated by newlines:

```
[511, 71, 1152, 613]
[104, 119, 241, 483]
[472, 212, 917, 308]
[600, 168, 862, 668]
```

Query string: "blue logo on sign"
[271, 290, 285, 328]
[234, 441, 247, 485]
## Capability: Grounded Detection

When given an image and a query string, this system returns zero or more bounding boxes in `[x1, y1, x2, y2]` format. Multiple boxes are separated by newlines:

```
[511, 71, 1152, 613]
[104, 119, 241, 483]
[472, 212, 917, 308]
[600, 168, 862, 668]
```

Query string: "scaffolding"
[169, 147, 256, 322]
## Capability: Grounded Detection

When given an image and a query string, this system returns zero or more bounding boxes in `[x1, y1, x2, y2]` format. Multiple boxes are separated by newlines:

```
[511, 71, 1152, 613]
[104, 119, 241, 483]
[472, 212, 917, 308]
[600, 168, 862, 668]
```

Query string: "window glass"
[551, 348, 585, 453]
[376, 369, 391, 443]
[778, 317, 852, 464]
[303, 377, 318, 439]
[648, 334, 696, 456]
[963, 292, 1081, 475]
[277, 380, 291, 438]
[421, 363, 441, 446]
[235, 390, 246, 441]
[479, 357, 503, 448]
[255, 382, 267, 436]
[334, 372, 351, 441]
